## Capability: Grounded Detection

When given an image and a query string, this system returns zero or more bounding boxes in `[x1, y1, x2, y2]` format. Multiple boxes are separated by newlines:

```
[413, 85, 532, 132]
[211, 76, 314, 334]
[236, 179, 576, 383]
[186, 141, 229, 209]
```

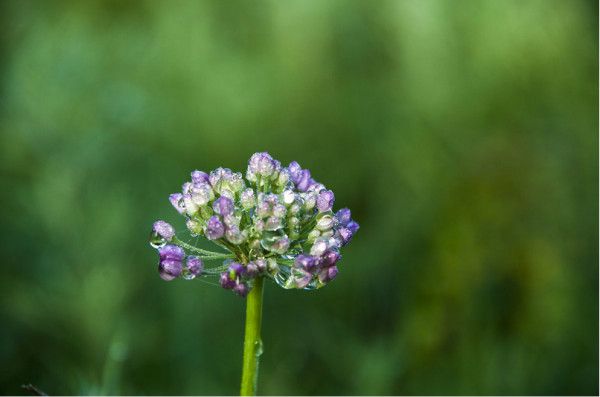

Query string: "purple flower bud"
[335, 208, 352, 226]
[159, 259, 183, 281]
[295, 254, 317, 272]
[346, 220, 359, 234]
[228, 262, 246, 278]
[169, 193, 185, 214]
[316, 190, 335, 213]
[213, 196, 234, 216]
[296, 169, 312, 192]
[336, 227, 354, 246]
[152, 220, 175, 241]
[185, 256, 204, 278]
[191, 170, 209, 184]
[320, 250, 340, 267]
[308, 181, 325, 193]
[319, 265, 338, 283]
[306, 178, 319, 191]
[254, 259, 267, 272]
[159, 244, 185, 261]
[157, 245, 184, 281]
[288, 161, 302, 184]
[246, 262, 259, 278]
[220, 272, 236, 289]
[233, 282, 250, 297]
[294, 268, 313, 289]
[248, 152, 276, 177]
[205, 215, 225, 240]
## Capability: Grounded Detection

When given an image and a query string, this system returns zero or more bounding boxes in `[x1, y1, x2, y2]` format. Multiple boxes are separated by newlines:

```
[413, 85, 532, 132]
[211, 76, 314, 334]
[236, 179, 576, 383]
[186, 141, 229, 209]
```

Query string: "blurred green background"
[0, 0, 597, 395]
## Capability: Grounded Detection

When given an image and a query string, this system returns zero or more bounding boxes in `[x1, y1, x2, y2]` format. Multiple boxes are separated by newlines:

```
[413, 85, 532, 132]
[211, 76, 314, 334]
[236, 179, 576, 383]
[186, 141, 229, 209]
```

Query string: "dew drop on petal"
[183, 272, 196, 280]
[273, 266, 295, 289]
[149, 231, 166, 249]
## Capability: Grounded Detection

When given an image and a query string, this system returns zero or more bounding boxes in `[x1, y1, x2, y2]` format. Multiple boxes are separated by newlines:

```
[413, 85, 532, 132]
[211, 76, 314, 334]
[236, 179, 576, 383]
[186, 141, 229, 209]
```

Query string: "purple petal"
[159, 259, 183, 281]
[152, 220, 175, 241]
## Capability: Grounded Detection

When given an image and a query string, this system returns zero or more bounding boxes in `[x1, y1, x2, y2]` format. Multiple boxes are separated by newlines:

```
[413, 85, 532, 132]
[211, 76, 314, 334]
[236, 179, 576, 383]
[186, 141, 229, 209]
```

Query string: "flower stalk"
[240, 276, 264, 396]
[149, 152, 360, 394]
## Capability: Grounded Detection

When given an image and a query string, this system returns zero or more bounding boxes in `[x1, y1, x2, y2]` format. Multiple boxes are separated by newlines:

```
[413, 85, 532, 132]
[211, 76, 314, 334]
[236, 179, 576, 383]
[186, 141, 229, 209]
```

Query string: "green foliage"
[0, 0, 597, 394]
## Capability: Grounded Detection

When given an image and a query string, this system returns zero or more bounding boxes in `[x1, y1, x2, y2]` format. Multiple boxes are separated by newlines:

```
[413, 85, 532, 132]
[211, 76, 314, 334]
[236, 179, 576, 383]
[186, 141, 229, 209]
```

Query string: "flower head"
[150, 152, 359, 296]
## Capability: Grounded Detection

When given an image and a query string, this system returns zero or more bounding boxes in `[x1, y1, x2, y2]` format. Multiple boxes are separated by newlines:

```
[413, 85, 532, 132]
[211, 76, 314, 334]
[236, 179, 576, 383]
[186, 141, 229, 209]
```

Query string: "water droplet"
[149, 231, 166, 249]
[254, 339, 263, 357]
[272, 265, 320, 290]
[273, 266, 295, 289]
[303, 278, 321, 291]
[183, 272, 196, 280]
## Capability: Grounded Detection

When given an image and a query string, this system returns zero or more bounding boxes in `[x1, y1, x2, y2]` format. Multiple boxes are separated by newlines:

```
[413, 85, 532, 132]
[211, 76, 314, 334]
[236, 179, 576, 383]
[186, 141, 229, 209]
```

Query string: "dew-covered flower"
[205, 215, 225, 240]
[295, 254, 317, 272]
[169, 193, 185, 214]
[213, 196, 234, 216]
[158, 245, 184, 281]
[191, 170, 210, 184]
[149, 151, 359, 296]
[249, 152, 276, 177]
[185, 256, 203, 279]
[316, 190, 335, 213]
[152, 220, 175, 243]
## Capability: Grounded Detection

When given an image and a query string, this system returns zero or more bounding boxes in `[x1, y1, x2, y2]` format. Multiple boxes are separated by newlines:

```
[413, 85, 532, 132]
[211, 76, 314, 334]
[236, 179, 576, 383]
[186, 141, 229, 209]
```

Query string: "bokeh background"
[0, 0, 598, 395]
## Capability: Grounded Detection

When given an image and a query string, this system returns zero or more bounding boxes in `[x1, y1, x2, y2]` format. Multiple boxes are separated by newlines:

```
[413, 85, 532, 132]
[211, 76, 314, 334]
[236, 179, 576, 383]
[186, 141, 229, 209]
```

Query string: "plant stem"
[172, 237, 234, 258]
[240, 276, 265, 396]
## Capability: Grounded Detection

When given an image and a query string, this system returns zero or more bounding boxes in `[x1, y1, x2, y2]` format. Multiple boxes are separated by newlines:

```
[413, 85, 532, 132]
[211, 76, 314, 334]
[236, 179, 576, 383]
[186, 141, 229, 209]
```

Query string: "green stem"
[172, 237, 234, 258]
[240, 277, 265, 396]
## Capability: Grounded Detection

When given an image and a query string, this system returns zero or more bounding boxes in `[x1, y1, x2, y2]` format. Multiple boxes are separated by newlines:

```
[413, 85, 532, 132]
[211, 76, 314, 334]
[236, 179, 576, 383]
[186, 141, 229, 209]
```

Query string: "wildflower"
[169, 193, 185, 214]
[149, 151, 359, 296]
[191, 170, 209, 184]
[316, 190, 335, 213]
[213, 196, 234, 216]
[185, 256, 203, 279]
[158, 245, 184, 281]
[151, 220, 175, 244]
[205, 216, 225, 240]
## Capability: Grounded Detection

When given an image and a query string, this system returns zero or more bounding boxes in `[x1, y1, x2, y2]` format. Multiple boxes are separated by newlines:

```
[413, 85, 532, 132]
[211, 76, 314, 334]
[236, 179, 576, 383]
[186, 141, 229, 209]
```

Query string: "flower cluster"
[149, 152, 359, 296]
